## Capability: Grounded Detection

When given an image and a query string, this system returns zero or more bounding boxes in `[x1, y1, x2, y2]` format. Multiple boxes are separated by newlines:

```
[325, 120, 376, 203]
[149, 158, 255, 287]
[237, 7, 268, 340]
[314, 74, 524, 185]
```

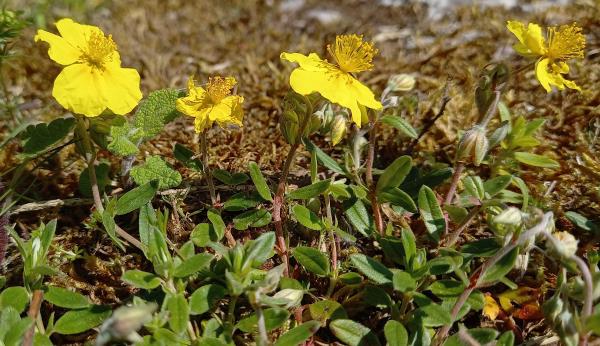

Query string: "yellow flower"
[281, 34, 382, 127]
[507, 20, 585, 92]
[35, 18, 142, 117]
[176, 76, 244, 133]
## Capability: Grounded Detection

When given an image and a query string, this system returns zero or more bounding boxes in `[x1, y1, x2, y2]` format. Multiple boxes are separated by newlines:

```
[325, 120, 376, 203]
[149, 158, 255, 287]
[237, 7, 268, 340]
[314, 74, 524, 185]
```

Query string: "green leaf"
[3, 316, 32, 346]
[565, 211, 600, 234]
[166, 293, 189, 334]
[79, 162, 112, 198]
[249, 162, 272, 201]
[207, 209, 226, 240]
[418, 185, 445, 242]
[381, 115, 418, 139]
[428, 256, 461, 275]
[236, 307, 290, 333]
[304, 139, 345, 174]
[121, 270, 161, 289]
[344, 198, 373, 236]
[461, 238, 501, 258]
[43, 286, 90, 309]
[428, 280, 466, 298]
[107, 121, 142, 156]
[292, 205, 323, 231]
[189, 284, 227, 315]
[378, 187, 417, 213]
[131, 156, 182, 189]
[293, 246, 330, 276]
[213, 169, 249, 185]
[483, 175, 512, 197]
[514, 152, 559, 168]
[173, 253, 213, 277]
[330, 319, 381, 346]
[376, 156, 412, 193]
[413, 302, 452, 327]
[496, 331, 515, 346]
[233, 209, 272, 230]
[190, 223, 220, 247]
[0, 286, 29, 313]
[309, 300, 347, 322]
[274, 321, 320, 346]
[134, 88, 180, 138]
[480, 247, 518, 285]
[173, 143, 202, 171]
[223, 192, 262, 211]
[393, 271, 416, 292]
[20, 117, 75, 157]
[444, 328, 499, 346]
[53, 305, 111, 335]
[384, 320, 408, 346]
[245, 232, 276, 267]
[115, 181, 158, 215]
[401, 228, 416, 266]
[350, 254, 392, 284]
[287, 180, 330, 200]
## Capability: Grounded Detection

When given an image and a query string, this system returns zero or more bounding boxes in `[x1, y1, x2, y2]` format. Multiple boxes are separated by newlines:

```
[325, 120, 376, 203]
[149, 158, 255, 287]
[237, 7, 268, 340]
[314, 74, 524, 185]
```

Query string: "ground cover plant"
[1, 0, 599, 345]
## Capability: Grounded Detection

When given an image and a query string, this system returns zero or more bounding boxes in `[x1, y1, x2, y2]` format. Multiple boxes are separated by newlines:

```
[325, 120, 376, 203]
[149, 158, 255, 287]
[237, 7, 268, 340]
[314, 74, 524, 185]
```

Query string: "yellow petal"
[34, 29, 80, 65]
[524, 23, 546, 55]
[281, 52, 331, 72]
[535, 58, 552, 92]
[52, 63, 107, 116]
[483, 295, 500, 320]
[288, 68, 381, 127]
[507, 20, 527, 44]
[211, 95, 244, 128]
[194, 109, 212, 133]
[55, 18, 101, 50]
[562, 78, 581, 91]
[100, 66, 142, 115]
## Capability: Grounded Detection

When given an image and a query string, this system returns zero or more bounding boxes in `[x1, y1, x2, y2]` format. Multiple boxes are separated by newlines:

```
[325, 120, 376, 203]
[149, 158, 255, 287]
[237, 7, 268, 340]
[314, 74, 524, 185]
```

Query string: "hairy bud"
[456, 125, 488, 166]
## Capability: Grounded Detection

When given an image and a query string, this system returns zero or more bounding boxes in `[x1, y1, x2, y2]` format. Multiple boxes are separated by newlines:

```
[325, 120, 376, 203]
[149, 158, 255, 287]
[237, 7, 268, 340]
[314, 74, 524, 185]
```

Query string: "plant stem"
[324, 194, 337, 276]
[444, 205, 481, 247]
[273, 98, 312, 277]
[433, 213, 552, 345]
[365, 116, 384, 235]
[572, 255, 593, 346]
[255, 302, 269, 346]
[201, 129, 217, 206]
[22, 289, 44, 346]
[444, 163, 464, 205]
[76, 118, 143, 250]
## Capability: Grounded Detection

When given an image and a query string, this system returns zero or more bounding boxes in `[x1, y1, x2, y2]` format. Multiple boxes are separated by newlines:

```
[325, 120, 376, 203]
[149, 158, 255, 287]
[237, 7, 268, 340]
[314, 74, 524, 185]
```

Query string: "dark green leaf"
[304, 139, 345, 175]
[0, 286, 29, 313]
[393, 271, 416, 292]
[461, 238, 501, 258]
[293, 246, 330, 276]
[384, 320, 408, 346]
[378, 187, 417, 213]
[166, 293, 189, 334]
[233, 209, 272, 230]
[43, 286, 90, 309]
[190, 223, 220, 247]
[173, 253, 213, 277]
[309, 300, 347, 322]
[115, 181, 158, 215]
[274, 321, 320, 346]
[213, 169, 249, 185]
[53, 305, 111, 335]
[350, 254, 392, 284]
[20, 117, 75, 157]
[207, 209, 226, 239]
[79, 162, 111, 198]
[428, 280, 465, 298]
[173, 143, 202, 171]
[236, 307, 290, 333]
[287, 180, 330, 200]
[189, 284, 227, 315]
[376, 156, 412, 193]
[565, 211, 600, 234]
[483, 175, 512, 197]
[344, 198, 373, 236]
[418, 185, 445, 242]
[121, 270, 161, 290]
[480, 247, 518, 285]
[249, 162, 272, 201]
[223, 192, 263, 211]
[330, 319, 381, 346]
[292, 205, 323, 231]
[381, 115, 418, 139]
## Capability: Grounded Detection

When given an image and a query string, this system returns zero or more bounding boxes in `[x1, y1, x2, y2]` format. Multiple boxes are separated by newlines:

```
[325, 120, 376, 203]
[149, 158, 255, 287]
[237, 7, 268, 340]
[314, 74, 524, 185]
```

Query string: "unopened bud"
[386, 74, 416, 93]
[96, 303, 157, 346]
[330, 115, 347, 145]
[273, 288, 304, 308]
[280, 109, 299, 145]
[456, 125, 488, 166]
[547, 231, 578, 259]
[494, 207, 523, 225]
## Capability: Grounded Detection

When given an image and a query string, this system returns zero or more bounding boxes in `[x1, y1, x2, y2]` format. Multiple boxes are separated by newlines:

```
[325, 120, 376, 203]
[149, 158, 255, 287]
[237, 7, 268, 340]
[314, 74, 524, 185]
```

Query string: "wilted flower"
[281, 34, 382, 127]
[35, 18, 142, 117]
[456, 125, 488, 166]
[547, 231, 578, 258]
[386, 74, 416, 92]
[507, 21, 585, 92]
[176, 76, 244, 133]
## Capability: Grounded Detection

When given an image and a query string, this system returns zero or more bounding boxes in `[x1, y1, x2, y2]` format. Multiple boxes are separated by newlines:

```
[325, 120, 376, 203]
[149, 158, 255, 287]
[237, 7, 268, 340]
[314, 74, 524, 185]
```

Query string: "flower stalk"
[201, 129, 217, 206]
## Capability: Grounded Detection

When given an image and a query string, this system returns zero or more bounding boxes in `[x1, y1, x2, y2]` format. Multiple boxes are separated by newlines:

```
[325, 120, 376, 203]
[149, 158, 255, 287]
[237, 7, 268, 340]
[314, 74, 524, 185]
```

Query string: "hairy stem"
[365, 117, 384, 235]
[76, 118, 143, 250]
[273, 98, 312, 277]
[201, 129, 217, 206]
[444, 163, 464, 205]
[572, 255, 593, 346]
[444, 205, 481, 247]
[22, 289, 44, 346]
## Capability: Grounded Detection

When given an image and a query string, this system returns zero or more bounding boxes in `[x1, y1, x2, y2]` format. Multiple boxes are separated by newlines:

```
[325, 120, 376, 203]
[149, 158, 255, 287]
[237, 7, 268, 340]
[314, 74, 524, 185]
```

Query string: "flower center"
[546, 23, 585, 61]
[327, 34, 377, 73]
[206, 76, 236, 103]
[81, 31, 117, 69]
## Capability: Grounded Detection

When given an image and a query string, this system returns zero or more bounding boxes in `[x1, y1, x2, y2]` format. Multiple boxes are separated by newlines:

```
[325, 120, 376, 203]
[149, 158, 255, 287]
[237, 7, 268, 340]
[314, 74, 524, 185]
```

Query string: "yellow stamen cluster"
[547, 23, 585, 61]
[327, 34, 378, 73]
[206, 76, 236, 103]
[81, 31, 117, 69]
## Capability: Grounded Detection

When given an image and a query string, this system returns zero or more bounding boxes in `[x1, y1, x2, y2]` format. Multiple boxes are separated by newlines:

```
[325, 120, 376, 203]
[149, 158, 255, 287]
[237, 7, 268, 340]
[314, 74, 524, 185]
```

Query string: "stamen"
[327, 34, 378, 73]
[81, 31, 117, 69]
[206, 76, 236, 103]
[547, 23, 585, 61]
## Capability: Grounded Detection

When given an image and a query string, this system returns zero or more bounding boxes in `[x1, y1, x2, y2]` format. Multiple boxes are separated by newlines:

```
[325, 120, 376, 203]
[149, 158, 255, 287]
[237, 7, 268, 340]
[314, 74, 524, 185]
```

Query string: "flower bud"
[96, 303, 157, 346]
[494, 207, 523, 225]
[547, 231, 578, 259]
[330, 115, 347, 145]
[273, 288, 304, 308]
[386, 74, 416, 93]
[280, 109, 299, 145]
[456, 125, 488, 166]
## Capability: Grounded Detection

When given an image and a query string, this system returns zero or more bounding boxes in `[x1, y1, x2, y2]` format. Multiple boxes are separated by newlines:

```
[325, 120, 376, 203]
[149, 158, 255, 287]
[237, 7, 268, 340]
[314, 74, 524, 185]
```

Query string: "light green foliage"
[130, 155, 182, 189]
